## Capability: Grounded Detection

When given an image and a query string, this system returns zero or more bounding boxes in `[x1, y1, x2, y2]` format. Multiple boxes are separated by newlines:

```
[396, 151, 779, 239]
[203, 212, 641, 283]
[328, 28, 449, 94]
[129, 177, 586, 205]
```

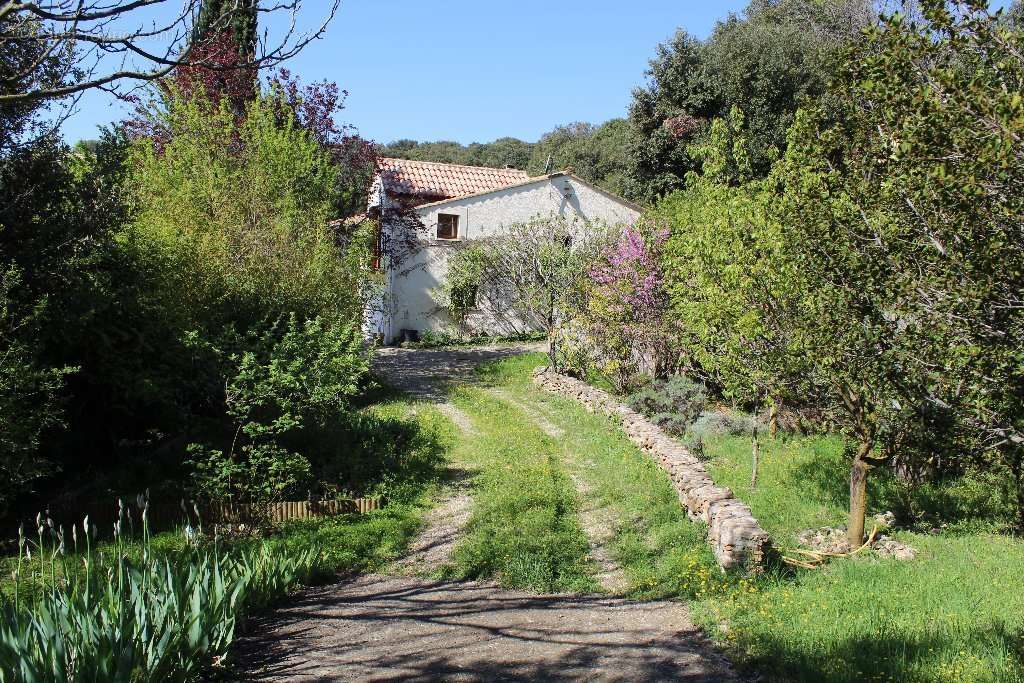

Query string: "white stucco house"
[363, 157, 642, 344]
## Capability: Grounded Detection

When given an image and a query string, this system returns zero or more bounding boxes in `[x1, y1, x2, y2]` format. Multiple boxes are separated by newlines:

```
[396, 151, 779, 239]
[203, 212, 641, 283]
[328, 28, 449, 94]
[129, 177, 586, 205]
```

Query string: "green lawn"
[695, 433, 1024, 683]
[468, 354, 1024, 683]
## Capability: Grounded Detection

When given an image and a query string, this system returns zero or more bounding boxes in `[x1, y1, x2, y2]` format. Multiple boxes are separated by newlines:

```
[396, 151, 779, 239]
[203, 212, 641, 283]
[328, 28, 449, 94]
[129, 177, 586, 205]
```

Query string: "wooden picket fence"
[16, 497, 384, 541]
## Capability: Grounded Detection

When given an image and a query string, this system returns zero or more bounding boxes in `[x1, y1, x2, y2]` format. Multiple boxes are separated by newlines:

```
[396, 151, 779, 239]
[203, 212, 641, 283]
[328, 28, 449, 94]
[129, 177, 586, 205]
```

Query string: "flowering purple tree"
[586, 220, 679, 390]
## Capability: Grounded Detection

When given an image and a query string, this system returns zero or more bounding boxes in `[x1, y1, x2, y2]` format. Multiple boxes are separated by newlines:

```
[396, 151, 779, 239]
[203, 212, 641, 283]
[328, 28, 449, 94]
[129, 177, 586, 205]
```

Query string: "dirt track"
[233, 575, 735, 682]
[232, 345, 737, 682]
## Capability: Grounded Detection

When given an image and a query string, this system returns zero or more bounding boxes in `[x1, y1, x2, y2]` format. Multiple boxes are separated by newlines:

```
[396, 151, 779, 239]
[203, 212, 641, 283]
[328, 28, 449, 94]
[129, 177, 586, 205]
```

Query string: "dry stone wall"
[532, 366, 771, 572]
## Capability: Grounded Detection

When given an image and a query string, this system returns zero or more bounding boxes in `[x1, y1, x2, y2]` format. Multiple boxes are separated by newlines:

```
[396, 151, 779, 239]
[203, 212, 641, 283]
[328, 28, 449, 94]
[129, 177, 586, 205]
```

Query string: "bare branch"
[0, 0, 340, 104]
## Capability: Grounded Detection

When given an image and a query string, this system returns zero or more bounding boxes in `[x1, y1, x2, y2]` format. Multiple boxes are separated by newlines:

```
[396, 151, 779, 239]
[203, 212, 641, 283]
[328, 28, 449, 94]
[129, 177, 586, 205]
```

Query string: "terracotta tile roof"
[378, 157, 530, 201]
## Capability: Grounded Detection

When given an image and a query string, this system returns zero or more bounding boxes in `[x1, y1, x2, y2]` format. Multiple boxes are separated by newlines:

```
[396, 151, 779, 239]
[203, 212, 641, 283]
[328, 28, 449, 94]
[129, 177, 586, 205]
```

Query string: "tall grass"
[0, 498, 325, 682]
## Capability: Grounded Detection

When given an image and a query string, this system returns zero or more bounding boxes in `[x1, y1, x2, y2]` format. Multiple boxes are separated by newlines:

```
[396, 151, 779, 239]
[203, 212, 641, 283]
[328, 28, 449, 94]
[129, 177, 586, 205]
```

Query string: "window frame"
[436, 213, 460, 240]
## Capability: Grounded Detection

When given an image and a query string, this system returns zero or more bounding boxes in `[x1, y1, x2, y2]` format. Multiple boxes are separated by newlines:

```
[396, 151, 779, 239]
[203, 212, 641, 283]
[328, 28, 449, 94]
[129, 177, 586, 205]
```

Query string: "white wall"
[380, 175, 641, 343]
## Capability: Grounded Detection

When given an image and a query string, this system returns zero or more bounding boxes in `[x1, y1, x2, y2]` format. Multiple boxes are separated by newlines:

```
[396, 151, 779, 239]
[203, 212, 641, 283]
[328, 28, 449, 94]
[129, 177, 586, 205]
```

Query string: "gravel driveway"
[233, 575, 735, 682]
[371, 343, 546, 401]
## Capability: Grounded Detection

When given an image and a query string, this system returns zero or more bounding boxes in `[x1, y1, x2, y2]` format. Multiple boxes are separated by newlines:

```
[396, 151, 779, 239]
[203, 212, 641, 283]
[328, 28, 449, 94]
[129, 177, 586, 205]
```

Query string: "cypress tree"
[195, 0, 257, 60]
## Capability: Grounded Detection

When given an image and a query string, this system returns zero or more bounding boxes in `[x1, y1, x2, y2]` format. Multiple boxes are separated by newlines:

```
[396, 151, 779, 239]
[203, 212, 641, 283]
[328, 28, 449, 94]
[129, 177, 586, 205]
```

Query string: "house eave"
[409, 171, 646, 214]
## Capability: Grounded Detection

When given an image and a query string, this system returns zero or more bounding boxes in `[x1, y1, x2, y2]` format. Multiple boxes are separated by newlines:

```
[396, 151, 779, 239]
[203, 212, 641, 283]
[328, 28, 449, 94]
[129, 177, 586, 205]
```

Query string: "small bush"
[626, 375, 707, 436]
[690, 410, 759, 438]
[187, 314, 369, 522]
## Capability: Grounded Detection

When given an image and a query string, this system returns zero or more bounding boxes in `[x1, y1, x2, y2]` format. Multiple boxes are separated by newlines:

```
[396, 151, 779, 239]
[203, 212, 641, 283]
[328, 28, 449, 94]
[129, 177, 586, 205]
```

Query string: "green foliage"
[187, 315, 368, 516]
[625, 0, 872, 202]
[654, 2, 1024, 537]
[379, 119, 633, 197]
[399, 330, 545, 350]
[127, 91, 365, 327]
[119, 88, 375, 510]
[0, 511, 325, 682]
[194, 0, 258, 58]
[0, 14, 75, 150]
[657, 174, 812, 415]
[436, 246, 487, 335]
[0, 131, 140, 511]
[626, 376, 707, 437]
[760, 0, 1024, 524]
[527, 119, 633, 195]
[188, 443, 313, 514]
[225, 315, 368, 433]
[0, 267, 73, 516]
[690, 410, 759, 439]
[379, 136, 532, 170]
[0, 72, 375, 513]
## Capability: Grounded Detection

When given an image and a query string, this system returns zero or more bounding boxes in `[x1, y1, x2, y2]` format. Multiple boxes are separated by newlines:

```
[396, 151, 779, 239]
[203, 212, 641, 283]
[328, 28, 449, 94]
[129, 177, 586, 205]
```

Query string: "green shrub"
[0, 267, 74, 516]
[690, 410, 758, 438]
[126, 91, 369, 329]
[187, 315, 369, 517]
[626, 375, 707, 436]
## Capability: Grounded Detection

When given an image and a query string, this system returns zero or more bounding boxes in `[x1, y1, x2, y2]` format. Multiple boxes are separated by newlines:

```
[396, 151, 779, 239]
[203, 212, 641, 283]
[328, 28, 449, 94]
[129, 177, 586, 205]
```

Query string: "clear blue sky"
[61, 0, 1013, 146]
[61, 0, 751, 145]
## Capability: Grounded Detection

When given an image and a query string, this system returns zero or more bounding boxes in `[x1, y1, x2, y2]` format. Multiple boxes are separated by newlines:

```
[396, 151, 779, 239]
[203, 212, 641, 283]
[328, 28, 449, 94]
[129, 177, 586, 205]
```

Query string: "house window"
[371, 224, 382, 271]
[437, 213, 460, 240]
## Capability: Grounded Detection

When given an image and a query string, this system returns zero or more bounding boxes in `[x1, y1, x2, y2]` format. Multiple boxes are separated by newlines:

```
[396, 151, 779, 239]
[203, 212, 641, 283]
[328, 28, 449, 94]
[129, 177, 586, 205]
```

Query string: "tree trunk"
[751, 425, 760, 488]
[847, 442, 871, 548]
[1010, 449, 1024, 534]
[768, 402, 779, 438]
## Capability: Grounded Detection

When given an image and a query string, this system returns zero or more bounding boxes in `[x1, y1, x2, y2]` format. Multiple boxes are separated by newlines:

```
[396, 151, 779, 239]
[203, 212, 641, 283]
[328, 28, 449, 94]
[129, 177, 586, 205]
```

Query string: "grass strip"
[444, 382, 598, 593]
[476, 353, 732, 601]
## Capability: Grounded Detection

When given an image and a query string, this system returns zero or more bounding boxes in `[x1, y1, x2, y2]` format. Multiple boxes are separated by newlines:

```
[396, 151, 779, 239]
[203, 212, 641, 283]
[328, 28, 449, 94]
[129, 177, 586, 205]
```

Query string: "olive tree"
[769, 0, 1024, 541]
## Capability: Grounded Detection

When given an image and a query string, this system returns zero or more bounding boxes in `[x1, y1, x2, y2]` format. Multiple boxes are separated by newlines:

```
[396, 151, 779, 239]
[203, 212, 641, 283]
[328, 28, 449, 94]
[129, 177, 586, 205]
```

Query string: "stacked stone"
[532, 366, 771, 572]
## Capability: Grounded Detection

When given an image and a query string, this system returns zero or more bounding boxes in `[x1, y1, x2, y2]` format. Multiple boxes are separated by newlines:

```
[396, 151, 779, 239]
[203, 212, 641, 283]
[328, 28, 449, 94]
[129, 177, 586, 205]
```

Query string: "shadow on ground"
[232, 575, 734, 682]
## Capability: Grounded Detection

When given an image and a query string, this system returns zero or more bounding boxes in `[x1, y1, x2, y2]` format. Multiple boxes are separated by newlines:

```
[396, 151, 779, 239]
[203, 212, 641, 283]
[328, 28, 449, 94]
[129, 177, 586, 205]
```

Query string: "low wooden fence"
[13, 497, 384, 541]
